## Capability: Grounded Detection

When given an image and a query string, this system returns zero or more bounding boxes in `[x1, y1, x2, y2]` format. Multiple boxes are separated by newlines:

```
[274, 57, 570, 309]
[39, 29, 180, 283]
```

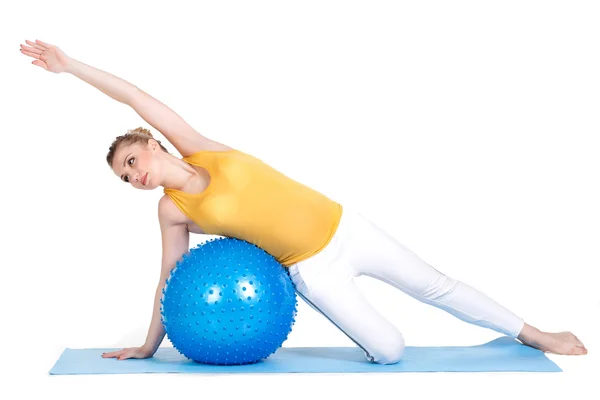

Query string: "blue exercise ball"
[160, 237, 298, 365]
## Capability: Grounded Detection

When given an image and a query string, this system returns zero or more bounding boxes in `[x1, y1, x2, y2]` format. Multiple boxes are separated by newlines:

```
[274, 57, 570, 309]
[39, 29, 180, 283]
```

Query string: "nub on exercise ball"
[160, 237, 298, 365]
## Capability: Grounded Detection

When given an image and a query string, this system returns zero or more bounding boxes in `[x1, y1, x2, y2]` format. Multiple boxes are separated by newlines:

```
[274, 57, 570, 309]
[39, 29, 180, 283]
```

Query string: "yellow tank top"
[163, 149, 343, 266]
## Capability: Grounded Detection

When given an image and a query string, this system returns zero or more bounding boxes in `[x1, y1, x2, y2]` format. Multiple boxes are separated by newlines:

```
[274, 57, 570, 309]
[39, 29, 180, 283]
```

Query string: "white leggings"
[288, 208, 525, 365]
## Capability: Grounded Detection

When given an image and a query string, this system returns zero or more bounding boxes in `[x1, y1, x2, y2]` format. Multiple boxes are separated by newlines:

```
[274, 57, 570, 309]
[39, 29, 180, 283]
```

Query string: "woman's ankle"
[517, 322, 544, 346]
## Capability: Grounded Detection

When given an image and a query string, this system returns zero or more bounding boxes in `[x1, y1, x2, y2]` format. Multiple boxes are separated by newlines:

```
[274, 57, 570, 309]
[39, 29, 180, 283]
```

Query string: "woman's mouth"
[142, 173, 148, 185]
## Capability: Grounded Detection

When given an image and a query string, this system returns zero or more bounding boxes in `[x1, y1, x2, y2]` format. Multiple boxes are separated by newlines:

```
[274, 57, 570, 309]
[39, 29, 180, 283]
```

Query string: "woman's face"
[112, 140, 159, 190]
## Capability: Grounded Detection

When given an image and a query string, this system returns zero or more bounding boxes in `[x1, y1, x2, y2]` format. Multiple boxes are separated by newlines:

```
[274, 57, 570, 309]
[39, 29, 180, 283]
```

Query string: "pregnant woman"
[20, 39, 587, 363]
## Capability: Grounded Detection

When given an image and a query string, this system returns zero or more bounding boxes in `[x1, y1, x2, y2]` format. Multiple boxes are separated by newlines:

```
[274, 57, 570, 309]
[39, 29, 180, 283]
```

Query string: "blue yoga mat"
[49, 336, 561, 375]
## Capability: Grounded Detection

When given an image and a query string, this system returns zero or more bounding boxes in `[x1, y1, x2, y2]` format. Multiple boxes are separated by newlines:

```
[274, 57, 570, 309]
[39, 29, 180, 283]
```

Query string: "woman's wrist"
[517, 322, 543, 344]
[64, 57, 80, 75]
[142, 342, 157, 353]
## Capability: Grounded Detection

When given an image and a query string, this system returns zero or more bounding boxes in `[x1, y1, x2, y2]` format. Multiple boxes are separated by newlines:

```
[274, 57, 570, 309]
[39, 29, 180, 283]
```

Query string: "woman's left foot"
[527, 331, 588, 355]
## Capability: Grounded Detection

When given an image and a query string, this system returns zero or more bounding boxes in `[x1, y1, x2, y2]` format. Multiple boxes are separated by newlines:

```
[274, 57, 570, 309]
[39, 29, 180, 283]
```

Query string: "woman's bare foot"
[518, 323, 588, 355]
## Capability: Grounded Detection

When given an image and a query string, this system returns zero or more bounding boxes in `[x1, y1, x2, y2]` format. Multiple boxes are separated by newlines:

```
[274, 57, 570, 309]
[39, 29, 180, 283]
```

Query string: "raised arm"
[20, 39, 230, 157]
[126, 86, 232, 157]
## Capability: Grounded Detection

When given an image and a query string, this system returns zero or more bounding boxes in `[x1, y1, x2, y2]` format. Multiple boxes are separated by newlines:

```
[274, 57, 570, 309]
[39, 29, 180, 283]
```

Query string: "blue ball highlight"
[160, 237, 298, 365]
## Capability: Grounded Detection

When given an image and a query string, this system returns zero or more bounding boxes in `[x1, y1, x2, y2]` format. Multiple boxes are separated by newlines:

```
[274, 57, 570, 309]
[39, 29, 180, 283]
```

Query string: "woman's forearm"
[66, 58, 138, 105]
[143, 281, 168, 353]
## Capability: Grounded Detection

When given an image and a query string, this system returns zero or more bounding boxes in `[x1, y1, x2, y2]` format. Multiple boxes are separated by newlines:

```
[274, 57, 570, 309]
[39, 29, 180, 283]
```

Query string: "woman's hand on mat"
[19, 39, 71, 73]
[101, 345, 155, 361]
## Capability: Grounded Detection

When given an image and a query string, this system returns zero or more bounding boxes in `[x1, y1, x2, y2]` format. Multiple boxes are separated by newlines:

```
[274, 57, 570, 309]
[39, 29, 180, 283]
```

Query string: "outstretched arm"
[66, 57, 138, 105]
[20, 39, 136, 103]
[21, 39, 228, 156]
[67, 56, 225, 156]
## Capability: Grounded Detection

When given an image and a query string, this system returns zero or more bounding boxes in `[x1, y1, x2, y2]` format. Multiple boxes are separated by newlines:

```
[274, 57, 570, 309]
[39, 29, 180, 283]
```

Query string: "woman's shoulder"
[158, 195, 206, 234]
[158, 195, 184, 222]
[181, 141, 236, 159]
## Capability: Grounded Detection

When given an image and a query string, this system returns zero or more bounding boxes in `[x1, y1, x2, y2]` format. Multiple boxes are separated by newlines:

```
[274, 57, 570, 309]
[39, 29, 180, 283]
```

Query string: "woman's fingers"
[25, 40, 44, 51]
[20, 44, 41, 55]
[19, 42, 47, 70]
[32, 60, 47, 70]
[20, 47, 40, 59]
[102, 349, 135, 360]
[101, 350, 123, 358]
[101, 347, 149, 360]
[118, 350, 134, 360]
[35, 39, 52, 48]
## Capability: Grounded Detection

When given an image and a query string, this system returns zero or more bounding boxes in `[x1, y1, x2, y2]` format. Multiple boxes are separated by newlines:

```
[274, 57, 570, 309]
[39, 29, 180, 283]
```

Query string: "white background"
[2, 0, 598, 398]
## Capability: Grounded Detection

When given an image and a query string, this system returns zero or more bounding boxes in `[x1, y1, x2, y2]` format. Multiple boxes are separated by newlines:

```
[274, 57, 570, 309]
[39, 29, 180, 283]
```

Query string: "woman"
[20, 39, 587, 363]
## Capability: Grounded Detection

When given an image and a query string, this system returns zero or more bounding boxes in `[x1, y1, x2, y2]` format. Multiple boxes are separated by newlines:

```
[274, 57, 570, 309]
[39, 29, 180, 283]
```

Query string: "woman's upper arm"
[128, 86, 232, 157]
[158, 196, 190, 277]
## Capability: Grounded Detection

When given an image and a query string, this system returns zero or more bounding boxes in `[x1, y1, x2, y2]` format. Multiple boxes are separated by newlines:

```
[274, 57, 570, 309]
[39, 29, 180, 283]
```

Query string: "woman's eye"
[123, 157, 135, 182]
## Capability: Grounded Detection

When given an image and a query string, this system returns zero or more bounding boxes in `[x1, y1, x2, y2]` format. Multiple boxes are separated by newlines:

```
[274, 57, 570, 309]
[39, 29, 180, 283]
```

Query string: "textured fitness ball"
[160, 237, 298, 365]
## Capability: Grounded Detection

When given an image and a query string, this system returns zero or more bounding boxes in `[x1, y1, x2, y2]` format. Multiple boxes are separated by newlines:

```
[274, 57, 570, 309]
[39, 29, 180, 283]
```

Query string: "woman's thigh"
[341, 211, 450, 298]
[287, 211, 405, 364]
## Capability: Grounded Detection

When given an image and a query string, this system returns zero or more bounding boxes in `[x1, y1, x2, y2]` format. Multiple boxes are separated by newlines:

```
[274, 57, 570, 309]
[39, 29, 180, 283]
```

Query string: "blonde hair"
[106, 127, 169, 168]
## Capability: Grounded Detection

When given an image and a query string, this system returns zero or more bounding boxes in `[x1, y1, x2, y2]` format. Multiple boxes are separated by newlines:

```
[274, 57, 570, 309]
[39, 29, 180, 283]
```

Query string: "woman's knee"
[368, 332, 406, 365]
